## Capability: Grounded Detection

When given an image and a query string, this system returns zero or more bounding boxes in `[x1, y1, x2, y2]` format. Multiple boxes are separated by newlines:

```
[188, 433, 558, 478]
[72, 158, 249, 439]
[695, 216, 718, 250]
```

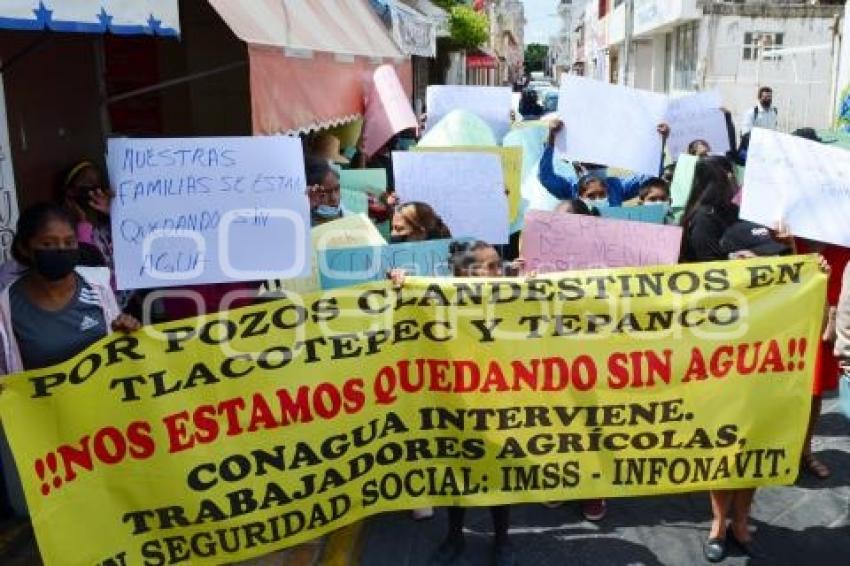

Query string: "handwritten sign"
[319, 239, 454, 290]
[740, 129, 850, 247]
[393, 151, 509, 244]
[261, 214, 386, 295]
[665, 91, 730, 158]
[363, 65, 418, 157]
[0, 74, 19, 264]
[426, 86, 512, 141]
[670, 154, 698, 208]
[557, 75, 668, 176]
[414, 146, 522, 222]
[340, 169, 387, 196]
[522, 210, 682, 272]
[106, 137, 311, 290]
[598, 205, 668, 224]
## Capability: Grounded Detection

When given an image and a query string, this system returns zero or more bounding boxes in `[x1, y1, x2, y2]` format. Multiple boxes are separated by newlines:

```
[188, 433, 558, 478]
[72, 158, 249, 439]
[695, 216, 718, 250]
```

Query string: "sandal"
[801, 453, 831, 479]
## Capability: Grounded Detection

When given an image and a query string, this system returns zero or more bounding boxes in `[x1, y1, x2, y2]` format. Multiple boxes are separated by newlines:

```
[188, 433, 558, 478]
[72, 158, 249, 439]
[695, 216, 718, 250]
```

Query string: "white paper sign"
[107, 136, 311, 290]
[557, 75, 668, 175]
[427, 86, 512, 141]
[665, 91, 731, 158]
[740, 129, 850, 247]
[393, 151, 509, 244]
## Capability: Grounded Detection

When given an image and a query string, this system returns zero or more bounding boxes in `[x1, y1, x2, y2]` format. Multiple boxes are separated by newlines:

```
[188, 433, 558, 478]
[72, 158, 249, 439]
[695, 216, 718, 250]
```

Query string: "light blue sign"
[319, 239, 455, 290]
[598, 205, 668, 225]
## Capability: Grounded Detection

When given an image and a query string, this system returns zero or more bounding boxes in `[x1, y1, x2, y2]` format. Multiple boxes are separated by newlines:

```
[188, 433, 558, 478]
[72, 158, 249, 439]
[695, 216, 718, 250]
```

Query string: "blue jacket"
[537, 145, 653, 206]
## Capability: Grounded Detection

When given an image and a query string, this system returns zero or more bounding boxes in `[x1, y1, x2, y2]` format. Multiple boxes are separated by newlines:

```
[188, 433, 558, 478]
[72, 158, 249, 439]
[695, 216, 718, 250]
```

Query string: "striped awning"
[0, 1, 179, 35]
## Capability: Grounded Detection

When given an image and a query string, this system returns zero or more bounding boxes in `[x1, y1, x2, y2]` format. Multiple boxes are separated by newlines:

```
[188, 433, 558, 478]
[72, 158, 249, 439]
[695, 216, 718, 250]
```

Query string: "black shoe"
[492, 541, 516, 566]
[431, 537, 465, 565]
[703, 537, 726, 563]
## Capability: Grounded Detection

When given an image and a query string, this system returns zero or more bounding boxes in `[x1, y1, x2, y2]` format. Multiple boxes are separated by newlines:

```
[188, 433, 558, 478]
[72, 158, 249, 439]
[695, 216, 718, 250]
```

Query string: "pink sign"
[362, 65, 418, 156]
[522, 210, 683, 273]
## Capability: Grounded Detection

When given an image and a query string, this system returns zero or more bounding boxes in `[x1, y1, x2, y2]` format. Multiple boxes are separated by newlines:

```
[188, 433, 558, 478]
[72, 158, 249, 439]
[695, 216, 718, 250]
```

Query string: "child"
[390, 241, 515, 566]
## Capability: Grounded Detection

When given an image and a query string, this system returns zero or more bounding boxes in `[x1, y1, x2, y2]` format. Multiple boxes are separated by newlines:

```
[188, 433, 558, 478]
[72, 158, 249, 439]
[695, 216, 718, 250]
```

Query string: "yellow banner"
[0, 256, 825, 565]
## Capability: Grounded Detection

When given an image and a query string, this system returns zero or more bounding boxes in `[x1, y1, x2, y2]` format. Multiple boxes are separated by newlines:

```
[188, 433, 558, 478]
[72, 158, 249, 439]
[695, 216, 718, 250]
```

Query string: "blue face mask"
[583, 197, 609, 209]
[315, 204, 341, 219]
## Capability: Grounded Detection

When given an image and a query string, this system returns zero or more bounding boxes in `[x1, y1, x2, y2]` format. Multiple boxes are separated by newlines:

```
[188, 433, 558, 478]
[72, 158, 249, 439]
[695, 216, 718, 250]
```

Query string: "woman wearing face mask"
[680, 156, 740, 262]
[390, 202, 451, 244]
[538, 120, 670, 206]
[305, 157, 344, 226]
[0, 204, 140, 517]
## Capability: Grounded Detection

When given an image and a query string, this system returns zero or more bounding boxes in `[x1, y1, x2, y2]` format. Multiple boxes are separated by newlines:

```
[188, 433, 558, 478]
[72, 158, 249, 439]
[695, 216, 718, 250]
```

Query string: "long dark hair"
[681, 156, 738, 229]
[12, 203, 76, 266]
[396, 202, 451, 240]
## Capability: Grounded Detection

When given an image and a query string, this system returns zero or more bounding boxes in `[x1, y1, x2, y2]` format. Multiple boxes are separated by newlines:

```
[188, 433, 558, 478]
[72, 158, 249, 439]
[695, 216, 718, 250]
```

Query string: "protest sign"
[362, 65, 419, 157]
[262, 214, 385, 295]
[426, 86, 512, 141]
[740, 129, 850, 247]
[107, 137, 311, 290]
[665, 91, 731, 158]
[598, 205, 668, 224]
[670, 154, 699, 208]
[419, 110, 497, 148]
[319, 239, 454, 290]
[0, 256, 824, 565]
[341, 190, 368, 215]
[557, 75, 668, 176]
[522, 210, 682, 272]
[340, 169, 387, 196]
[393, 151, 509, 244]
[414, 146, 522, 222]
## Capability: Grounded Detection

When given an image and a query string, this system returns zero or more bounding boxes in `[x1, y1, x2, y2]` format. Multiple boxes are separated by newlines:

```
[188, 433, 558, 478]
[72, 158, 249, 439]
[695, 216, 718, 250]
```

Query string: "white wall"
[700, 13, 837, 132]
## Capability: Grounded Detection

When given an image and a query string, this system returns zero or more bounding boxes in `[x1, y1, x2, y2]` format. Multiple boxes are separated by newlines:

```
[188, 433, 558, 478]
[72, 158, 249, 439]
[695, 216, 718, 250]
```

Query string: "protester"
[705, 220, 830, 562]
[638, 178, 671, 205]
[539, 120, 670, 205]
[518, 89, 543, 120]
[0, 203, 141, 518]
[687, 139, 711, 157]
[390, 240, 515, 565]
[553, 198, 598, 216]
[59, 161, 114, 279]
[390, 202, 451, 244]
[305, 157, 344, 226]
[740, 86, 778, 135]
[680, 156, 739, 262]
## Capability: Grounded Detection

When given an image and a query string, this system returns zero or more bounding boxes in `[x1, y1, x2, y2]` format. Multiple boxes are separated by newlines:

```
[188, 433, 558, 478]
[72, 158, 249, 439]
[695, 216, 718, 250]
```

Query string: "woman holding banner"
[0, 204, 140, 518]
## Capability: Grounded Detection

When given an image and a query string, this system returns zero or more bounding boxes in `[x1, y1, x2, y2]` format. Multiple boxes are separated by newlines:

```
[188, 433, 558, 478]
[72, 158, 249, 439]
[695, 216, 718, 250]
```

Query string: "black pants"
[447, 505, 510, 544]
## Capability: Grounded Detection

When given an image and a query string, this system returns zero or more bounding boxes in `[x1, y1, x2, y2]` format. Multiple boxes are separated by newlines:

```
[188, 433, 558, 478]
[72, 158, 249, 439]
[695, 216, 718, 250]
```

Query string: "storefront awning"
[0, 1, 179, 35]
[467, 49, 498, 70]
[207, 0, 411, 134]
[207, 0, 403, 59]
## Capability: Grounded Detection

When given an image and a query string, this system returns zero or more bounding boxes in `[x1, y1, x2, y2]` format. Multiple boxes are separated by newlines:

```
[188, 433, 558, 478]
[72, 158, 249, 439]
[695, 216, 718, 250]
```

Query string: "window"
[673, 22, 697, 90]
[743, 32, 784, 61]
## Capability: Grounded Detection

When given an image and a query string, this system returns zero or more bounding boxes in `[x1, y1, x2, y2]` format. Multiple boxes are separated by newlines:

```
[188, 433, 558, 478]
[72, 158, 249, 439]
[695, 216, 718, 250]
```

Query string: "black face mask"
[33, 249, 79, 281]
[389, 235, 407, 244]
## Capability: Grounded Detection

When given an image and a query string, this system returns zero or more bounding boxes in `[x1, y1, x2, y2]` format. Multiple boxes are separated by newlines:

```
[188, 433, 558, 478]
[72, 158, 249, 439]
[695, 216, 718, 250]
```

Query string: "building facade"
[566, 0, 846, 132]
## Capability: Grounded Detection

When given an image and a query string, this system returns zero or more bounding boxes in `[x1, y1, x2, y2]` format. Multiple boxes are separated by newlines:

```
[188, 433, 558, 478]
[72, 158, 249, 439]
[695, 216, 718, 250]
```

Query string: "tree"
[446, 5, 490, 50]
[524, 43, 549, 73]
